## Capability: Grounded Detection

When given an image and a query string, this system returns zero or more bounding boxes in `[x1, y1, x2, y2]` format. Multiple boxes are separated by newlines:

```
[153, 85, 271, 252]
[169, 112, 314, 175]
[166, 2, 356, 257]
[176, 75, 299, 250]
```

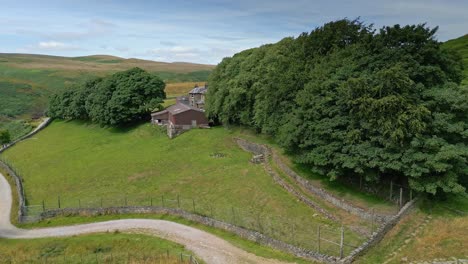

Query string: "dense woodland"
[48, 68, 166, 126]
[206, 19, 468, 195]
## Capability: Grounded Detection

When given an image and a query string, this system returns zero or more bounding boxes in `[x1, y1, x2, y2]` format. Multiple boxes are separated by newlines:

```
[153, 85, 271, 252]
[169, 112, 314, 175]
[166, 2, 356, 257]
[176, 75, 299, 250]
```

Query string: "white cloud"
[38, 41, 66, 49]
[36, 41, 80, 51]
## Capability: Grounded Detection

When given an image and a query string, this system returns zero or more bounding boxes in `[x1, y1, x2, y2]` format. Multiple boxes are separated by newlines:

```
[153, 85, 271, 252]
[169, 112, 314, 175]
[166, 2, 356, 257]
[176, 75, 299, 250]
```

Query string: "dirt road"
[0, 172, 290, 264]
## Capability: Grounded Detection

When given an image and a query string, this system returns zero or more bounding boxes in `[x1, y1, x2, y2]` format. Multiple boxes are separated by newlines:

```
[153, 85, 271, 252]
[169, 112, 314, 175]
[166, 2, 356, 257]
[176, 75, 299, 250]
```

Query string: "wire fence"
[339, 174, 414, 210]
[1, 156, 378, 258]
[21, 192, 365, 258]
[0, 250, 199, 264]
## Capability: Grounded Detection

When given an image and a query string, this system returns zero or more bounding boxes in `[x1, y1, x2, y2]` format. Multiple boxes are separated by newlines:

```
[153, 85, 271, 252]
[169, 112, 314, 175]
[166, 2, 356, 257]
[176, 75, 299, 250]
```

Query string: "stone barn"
[151, 102, 209, 138]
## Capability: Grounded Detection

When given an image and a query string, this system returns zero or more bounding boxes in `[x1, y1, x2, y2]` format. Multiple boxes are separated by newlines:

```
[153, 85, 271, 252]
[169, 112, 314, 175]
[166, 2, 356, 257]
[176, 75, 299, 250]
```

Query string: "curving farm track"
[0, 171, 289, 264]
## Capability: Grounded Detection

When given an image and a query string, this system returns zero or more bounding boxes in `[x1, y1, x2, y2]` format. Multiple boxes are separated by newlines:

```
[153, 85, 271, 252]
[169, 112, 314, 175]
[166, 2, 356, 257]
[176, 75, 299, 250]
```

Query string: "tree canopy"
[0, 130, 11, 145]
[206, 19, 467, 195]
[48, 68, 166, 126]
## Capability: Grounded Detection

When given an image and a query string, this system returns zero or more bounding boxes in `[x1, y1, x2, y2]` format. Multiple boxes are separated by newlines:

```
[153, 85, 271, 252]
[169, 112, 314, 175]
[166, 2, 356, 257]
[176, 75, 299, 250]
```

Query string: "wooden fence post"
[42, 200, 45, 212]
[192, 199, 196, 212]
[150, 197, 153, 206]
[58, 196, 61, 209]
[292, 223, 296, 244]
[231, 207, 236, 223]
[78, 199, 81, 208]
[399, 188, 403, 208]
[389, 181, 393, 201]
[177, 195, 180, 208]
[340, 226, 344, 259]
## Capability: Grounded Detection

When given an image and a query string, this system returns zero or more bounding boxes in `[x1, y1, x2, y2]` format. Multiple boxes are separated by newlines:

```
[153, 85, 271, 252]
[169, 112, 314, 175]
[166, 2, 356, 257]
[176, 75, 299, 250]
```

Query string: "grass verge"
[19, 213, 315, 264]
[0, 232, 199, 264]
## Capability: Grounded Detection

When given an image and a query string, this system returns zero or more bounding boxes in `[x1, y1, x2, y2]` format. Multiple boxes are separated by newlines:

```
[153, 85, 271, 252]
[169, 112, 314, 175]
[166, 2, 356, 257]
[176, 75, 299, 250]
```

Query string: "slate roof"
[189, 86, 208, 94]
[152, 102, 204, 117]
[151, 109, 167, 117]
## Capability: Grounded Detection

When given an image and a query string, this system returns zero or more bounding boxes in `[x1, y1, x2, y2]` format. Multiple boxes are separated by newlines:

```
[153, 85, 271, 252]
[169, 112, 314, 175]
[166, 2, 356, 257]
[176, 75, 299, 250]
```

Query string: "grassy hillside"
[0, 233, 197, 263]
[1, 120, 365, 256]
[357, 195, 468, 263]
[442, 34, 468, 85]
[0, 53, 214, 139]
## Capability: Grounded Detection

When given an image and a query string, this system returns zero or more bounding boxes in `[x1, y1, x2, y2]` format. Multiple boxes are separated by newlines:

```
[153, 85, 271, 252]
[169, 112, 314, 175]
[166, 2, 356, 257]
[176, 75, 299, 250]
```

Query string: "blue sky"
[1, 0, 467, 64]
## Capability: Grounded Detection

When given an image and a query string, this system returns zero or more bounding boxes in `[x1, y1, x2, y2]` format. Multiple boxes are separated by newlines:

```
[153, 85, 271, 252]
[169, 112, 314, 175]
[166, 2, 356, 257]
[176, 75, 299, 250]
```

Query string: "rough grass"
[0, 120, 365, 256]
[356, 195, 468, 263]
[0, 119, 34, 141]
[0, 232, 198, 264]
[165, 82, 204, 96]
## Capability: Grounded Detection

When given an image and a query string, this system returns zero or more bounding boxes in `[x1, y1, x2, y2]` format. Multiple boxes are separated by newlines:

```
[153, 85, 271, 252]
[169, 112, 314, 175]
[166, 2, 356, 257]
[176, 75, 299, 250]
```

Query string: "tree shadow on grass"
[58, 118, 150, 134]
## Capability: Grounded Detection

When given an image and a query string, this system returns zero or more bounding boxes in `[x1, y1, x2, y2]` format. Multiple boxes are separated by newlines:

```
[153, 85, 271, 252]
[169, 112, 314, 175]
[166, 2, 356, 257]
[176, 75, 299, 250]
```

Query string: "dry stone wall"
[39, 206, 339, 264]
[2, 123, 418, 263]
[0, 160, 26, 221]
[0, 118, 51, 154]
[340, 198, 418, 263]
[236, 137, 392, 224]
[272, 152, 392, 223]
[0, 118, 51, 222]
[235, 138, 338, 221]
[235, 137, 418, 263]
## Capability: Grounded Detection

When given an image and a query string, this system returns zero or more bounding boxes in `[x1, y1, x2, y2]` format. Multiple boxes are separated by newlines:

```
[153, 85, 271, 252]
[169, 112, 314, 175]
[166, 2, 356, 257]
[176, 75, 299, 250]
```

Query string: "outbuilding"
[151, 102, 209, 138]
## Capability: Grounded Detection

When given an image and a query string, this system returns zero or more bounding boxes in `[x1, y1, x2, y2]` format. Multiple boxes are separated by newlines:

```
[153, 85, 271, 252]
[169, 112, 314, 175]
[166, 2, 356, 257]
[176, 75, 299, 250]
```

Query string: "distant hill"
[0, 53, 214, 139]
[442, 34, 468, 84]
[0, 53, 214, 74]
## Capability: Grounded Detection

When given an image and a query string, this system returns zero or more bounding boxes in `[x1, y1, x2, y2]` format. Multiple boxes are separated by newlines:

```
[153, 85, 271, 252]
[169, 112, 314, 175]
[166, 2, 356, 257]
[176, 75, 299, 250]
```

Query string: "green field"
[0, 232, 197, 263]
[1, 120, 365, 256]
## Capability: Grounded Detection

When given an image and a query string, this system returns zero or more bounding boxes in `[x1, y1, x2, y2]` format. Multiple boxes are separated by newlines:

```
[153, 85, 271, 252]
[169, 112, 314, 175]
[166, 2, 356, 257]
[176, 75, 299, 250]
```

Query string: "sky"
[1, 0, 467, 64]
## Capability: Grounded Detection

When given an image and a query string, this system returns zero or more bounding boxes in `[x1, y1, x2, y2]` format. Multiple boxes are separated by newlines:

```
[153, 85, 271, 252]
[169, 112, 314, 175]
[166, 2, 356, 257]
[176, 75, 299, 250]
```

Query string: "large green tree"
[206, 19, 467, 195]
[48, 68, 166, 126]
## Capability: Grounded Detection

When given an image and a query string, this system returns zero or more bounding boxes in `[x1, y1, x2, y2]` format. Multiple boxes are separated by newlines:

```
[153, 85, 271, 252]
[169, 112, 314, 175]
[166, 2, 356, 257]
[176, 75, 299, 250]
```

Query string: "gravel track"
[0, 171, 290, 264]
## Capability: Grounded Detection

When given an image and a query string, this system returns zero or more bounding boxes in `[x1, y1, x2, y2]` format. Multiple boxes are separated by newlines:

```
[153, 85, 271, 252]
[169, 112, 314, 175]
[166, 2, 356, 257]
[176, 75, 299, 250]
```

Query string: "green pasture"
[1, 120, 365, 256]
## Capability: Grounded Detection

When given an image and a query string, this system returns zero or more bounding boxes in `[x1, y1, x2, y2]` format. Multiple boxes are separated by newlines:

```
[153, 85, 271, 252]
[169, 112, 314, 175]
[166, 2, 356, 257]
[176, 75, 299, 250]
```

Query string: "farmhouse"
[188, 84, 207, 109]
[151, 102, 209, 138]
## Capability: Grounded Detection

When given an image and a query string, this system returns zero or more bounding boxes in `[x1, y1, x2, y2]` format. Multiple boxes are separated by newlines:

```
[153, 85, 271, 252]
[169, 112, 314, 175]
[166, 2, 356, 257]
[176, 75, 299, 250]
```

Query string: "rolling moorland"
[0, 53, 214, 140]
[0, 26, 467, 264]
